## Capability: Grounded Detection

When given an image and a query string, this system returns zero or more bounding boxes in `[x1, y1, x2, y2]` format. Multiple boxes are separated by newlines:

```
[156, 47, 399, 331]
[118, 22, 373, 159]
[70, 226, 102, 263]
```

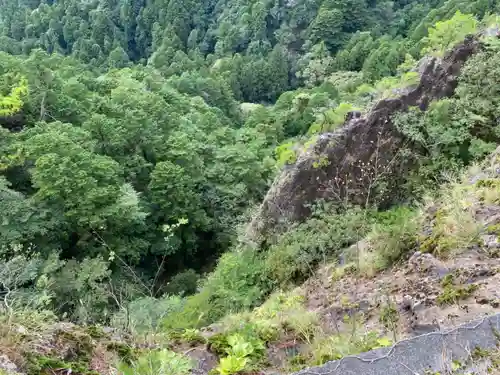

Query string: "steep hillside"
[184, 138, 500, 375]
[3, 31, 500, 375]
[3, 0, 500, 374]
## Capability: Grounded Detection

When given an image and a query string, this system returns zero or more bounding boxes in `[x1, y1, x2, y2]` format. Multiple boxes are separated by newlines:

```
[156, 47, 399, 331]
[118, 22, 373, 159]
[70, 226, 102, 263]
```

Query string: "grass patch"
[419, 178, 482, 257]
[359, 207, 419, 275]
[304, 330, 392, 367]
[437, 274, 478, 306]
[117, 349, 193, 375]
[210, 290, 394, 373]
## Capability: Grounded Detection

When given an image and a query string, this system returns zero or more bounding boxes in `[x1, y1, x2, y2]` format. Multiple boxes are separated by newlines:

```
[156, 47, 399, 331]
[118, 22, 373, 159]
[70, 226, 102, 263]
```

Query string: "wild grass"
[358, 206, 420, 276]
[422, 179, 482, 257]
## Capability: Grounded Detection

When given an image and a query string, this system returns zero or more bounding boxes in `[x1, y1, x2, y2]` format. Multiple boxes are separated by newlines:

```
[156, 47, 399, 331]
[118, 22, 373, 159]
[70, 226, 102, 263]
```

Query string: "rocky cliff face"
[247, 36, 481, 242]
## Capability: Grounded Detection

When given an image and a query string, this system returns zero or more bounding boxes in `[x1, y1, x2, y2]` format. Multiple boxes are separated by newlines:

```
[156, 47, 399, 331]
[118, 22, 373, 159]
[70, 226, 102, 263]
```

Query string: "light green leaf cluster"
[0, 76, 27, 116]
[422, 11, 478, 57]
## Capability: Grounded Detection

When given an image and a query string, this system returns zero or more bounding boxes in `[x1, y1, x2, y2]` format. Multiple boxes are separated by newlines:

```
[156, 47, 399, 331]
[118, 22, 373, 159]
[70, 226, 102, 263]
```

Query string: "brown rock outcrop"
[247, 36, 481, 242]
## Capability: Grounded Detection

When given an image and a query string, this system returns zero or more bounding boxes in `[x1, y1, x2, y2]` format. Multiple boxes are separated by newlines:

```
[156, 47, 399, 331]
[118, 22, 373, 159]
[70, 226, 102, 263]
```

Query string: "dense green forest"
[1, 0, 500, 333]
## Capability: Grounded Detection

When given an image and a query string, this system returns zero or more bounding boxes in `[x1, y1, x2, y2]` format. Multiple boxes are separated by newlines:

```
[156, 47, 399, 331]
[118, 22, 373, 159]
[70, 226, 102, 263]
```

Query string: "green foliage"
[111, 295, 185, 334]
[308, 332, 392, 366]
[362, 38, 405, 82]
[422, 11, 478, 57]
[374, 72, 419, 99]
[216, 355, 247, 375]
[26, 355, 99, 375]
[275, 141, 298, 166]
[164, 269, 199, 297]
[264, 206, 371, 288]
[212, 331, 267, 374]
[437, 276, 478, 306]
[317, 102, 360, 133]
[180, 328, 206, 345]
[418, 178, 482, 257]
[393, 63, 500, 190]
[0, 0, 499, 336]
[209, 326, 267, 374]
[0, 76, 27, 116]
[118, 349, 193, 375]
[200, 249, 270, 323]
[360, 207, 419, 274]
[163, 204, 378, 329]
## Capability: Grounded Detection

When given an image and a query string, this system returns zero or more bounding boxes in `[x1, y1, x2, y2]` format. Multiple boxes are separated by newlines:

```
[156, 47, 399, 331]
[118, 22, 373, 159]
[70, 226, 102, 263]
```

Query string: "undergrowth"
[198, 290, 393, 373]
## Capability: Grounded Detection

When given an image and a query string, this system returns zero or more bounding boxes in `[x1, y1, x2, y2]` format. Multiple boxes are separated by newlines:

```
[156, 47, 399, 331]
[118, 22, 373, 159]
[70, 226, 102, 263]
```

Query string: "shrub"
[437, 276, 478, 306]
[204, 249, 270, 317]
[209, 289, 319, 367]
[164, 327, 208, 348]
[318, 102, 361, 132]
[281, 310, 319, 343]
[422, 11, 478, 57]
[264, 206, 371, 288]
[164, 269, 199, 296]
[216, 355, 247, 375]
[163, 206, 372, 329]
[374, 72, 419, 99]
[210, 330, 266, 374]
[163, 248, 270, 329]
[161, 288, 214, 330]
[0, 252, 115, 325]
[393, 95, 494, 194]
[275, 141, 298, 166]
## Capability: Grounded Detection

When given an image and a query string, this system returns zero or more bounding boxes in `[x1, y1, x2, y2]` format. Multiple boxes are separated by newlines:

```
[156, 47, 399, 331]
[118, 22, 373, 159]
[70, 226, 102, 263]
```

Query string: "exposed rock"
[0, 355, 22, 374]
[292, 313, 500, 375]
[186, 347, 218, 375]
[247, 36, 481, 242]
[482, 235, 500, 249]
[407, 251, 449, 277]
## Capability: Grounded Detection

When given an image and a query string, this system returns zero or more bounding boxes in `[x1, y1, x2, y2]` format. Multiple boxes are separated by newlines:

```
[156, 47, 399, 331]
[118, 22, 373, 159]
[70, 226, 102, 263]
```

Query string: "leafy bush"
[422, 11, 478, 57]
[164, 269, 199, 296]
[0, 76, 28, 116]
[117, 349, 193, 375]
[161, 288, 215, 330]
[393, 93, 496, 193]
[163, 205, 374, 329]
[374, 72, 419, 99]
[210, 331, 266, 374]
[437, 275, 478, 305]
[163, 248, 270, 329]
[264, 206, 371, 288]
[318, 103, 360, 133]
[208, 323, 266, 359]
[0, 252, 115, 325]
[216, 355, 247, 375]
[275, 141, 298, 166]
